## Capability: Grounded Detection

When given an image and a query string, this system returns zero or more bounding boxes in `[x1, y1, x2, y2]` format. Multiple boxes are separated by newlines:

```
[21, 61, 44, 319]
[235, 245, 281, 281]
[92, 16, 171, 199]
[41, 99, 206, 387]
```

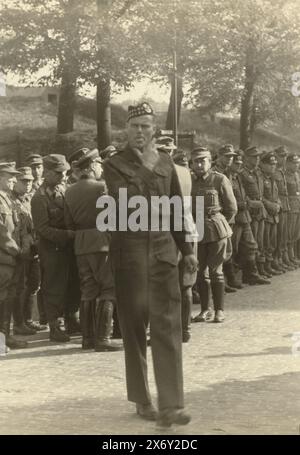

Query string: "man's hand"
[183, 254, 198, 274]
[133, 139, 159, 171]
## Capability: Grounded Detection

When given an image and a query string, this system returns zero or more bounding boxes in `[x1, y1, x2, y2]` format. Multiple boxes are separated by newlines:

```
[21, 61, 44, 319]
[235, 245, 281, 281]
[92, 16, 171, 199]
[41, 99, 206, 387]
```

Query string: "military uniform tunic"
[274, 167, 290, 261]
[286, 170, 300, 247]
[261, 172, 280, 263]
[103, 145, 193, 410]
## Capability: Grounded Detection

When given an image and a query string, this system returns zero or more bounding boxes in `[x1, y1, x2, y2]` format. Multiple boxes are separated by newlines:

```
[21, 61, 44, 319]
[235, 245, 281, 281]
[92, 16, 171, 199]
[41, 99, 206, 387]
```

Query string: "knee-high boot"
[80, 300, 95, 350]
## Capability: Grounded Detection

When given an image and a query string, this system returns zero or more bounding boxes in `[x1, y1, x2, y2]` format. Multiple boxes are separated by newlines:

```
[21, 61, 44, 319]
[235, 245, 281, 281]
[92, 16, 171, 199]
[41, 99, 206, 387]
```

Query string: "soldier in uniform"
[259, 152, 282, 276]
[274, 146, 294, 271]
[103, 102, 197, 427]
[172, 150, 198, 343]
[26, 154, 44, 193]
[31, 154, 80, 342]
[64, 148, 122, 352]
[285, 153, 300, 267]
[230, 151, 270, 285]
[12, 167, 45, 335]
[240, 146, 270, 278]
[26, 153, 47, 324]
[190, 147, 237, 324]
[0, 162, 27, 349]
[212, 144, 242, 291]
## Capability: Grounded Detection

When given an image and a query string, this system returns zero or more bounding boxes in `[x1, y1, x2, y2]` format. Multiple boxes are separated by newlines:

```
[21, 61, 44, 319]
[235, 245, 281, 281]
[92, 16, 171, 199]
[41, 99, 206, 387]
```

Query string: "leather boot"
[112, 306, 122, 339]
[271, 259, 285, 273]
[94, 299, 123, 352]
[265, 260, 282, 276]
[192, 279, 213, 323]
[283, 251, 296, 270]
[223, 261, 243, 289]
[65, 313, 81, 335]
[257, 262, 272, 278]
[2, 300, 27, 349]
[288, 245, 300, 267]
[211, 282, 225, 322]
[242, 260, 271, 285]
[80, 300, 95, 349]
[181, 292, 192, 343]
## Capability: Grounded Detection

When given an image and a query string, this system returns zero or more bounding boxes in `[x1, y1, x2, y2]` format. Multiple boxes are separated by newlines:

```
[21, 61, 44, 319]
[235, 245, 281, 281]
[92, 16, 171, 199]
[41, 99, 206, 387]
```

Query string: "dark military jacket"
[212, 163, 232, 182]
[261, 172, 280, 224]
[12, 191, 35, 255]
[64, 176, 111, 255]
[103, 145, 194, 263]
[274, 167, 290, 212]
[240, 167, 267, 221]
[31, 184, 75, 250]
[231, 172, 251, 225]
[191, 170, 237, 244]
[0, 190, 21, 266]
[66, 173, 78, 187]
[286, 170, 300, 213]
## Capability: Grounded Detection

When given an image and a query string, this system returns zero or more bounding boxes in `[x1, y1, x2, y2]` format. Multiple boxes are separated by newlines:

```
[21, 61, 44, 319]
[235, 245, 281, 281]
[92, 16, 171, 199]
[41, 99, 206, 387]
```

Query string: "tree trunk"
[240, 44, 256, 150]
[57, 66, 76, 134]
[97, 78, 111, 149]
[166, 70, 184, 131]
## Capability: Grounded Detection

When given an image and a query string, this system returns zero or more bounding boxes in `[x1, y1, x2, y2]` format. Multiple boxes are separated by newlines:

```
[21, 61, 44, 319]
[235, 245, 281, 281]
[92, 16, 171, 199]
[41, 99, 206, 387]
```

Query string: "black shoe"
[157, 408, 191, 427]
[136, 403, 158, 421]
[82, 338, 95, 350]
[94, 340, 123, 352]
[244, 274, 271, 285]
[6, 335, 28, 349]
[13, 324, 36, 336]
[192, 310, 213, 323]
[26, 321, 48, 331]
[49, 327, 70, 343]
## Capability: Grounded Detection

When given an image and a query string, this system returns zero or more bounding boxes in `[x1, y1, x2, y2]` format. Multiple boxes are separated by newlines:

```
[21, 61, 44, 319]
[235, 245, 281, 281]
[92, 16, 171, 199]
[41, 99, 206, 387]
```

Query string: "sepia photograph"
[0, 0, 300, 438]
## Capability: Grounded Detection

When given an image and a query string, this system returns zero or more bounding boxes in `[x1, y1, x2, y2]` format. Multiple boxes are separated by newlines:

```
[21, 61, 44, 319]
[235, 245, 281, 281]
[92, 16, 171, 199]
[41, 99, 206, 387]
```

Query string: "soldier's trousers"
[0, 263, 20, 336]
[287, 212, 300, 259]
[264, 222, 278, 263]
[112, 236, 184, 411]
[13, 258, 41, 325]
[250, 219, 265, 263]
[231, 223, 257, 265]
[39, 243, 80, 327]
[276, 211, 288, 261]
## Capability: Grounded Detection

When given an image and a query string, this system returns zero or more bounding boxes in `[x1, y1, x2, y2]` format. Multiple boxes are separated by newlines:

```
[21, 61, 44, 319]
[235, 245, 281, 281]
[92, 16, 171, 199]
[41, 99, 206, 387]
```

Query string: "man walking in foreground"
[103, 102, 198, 427]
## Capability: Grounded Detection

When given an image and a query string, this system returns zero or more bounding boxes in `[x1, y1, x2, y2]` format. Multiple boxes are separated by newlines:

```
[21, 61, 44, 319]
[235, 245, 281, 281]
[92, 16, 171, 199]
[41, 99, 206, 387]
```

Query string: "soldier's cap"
[274, 145, 288, 157]
[26, 154, 43, 166]
[68, 147, 90, 164]
[16, 166, 34, 181]
[0, 161, 21, 175]
[260, 151, 277, 165]
[76, 148, 102, 170]
[287, 153, 300, 163]
[99, 145, 117, 160]
[43, 154, 70, 172]
[127, 102, 154, 122]
[244, 146, 262, 157]
[156, 136, 177, 151]
[172, 149, 188, 165]
[218, 144, 237, 156]
[191, 146, 211, 159]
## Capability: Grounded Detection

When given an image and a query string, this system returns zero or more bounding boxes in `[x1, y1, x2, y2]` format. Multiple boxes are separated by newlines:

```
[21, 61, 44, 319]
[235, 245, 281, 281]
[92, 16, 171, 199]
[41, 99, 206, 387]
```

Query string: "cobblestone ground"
[1, 270, 300, 435]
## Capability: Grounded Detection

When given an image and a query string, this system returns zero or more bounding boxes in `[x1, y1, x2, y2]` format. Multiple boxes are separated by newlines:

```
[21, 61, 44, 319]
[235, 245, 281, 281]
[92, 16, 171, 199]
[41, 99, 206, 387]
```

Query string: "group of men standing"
[0, 100, 299, 428]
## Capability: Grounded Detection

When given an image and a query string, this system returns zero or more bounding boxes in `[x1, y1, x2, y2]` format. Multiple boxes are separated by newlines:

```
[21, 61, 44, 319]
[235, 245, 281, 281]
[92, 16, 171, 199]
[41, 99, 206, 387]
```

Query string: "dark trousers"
[276, 211, 288, 261]
[264, 222, 278, 262]
[113, 236, 183, 411]
[232, 223, 257, 265]
[39, 244, 80, 327]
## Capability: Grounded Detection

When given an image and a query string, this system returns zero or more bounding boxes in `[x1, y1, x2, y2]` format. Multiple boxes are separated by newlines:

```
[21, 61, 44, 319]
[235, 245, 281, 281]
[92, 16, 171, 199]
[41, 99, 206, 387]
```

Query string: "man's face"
[245, 155, 260, 169]
[0, 172, 17, 192]
[127, 115, 156, 150]
[287, 161, 299, 173]
[32, 164, 44, 180]
[14, 179, 33, 195]
[44, 169, 67, 187]
[192, 156, 211, 176]
[261, 162, 277, 175]
[218, 155, 233, 168]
